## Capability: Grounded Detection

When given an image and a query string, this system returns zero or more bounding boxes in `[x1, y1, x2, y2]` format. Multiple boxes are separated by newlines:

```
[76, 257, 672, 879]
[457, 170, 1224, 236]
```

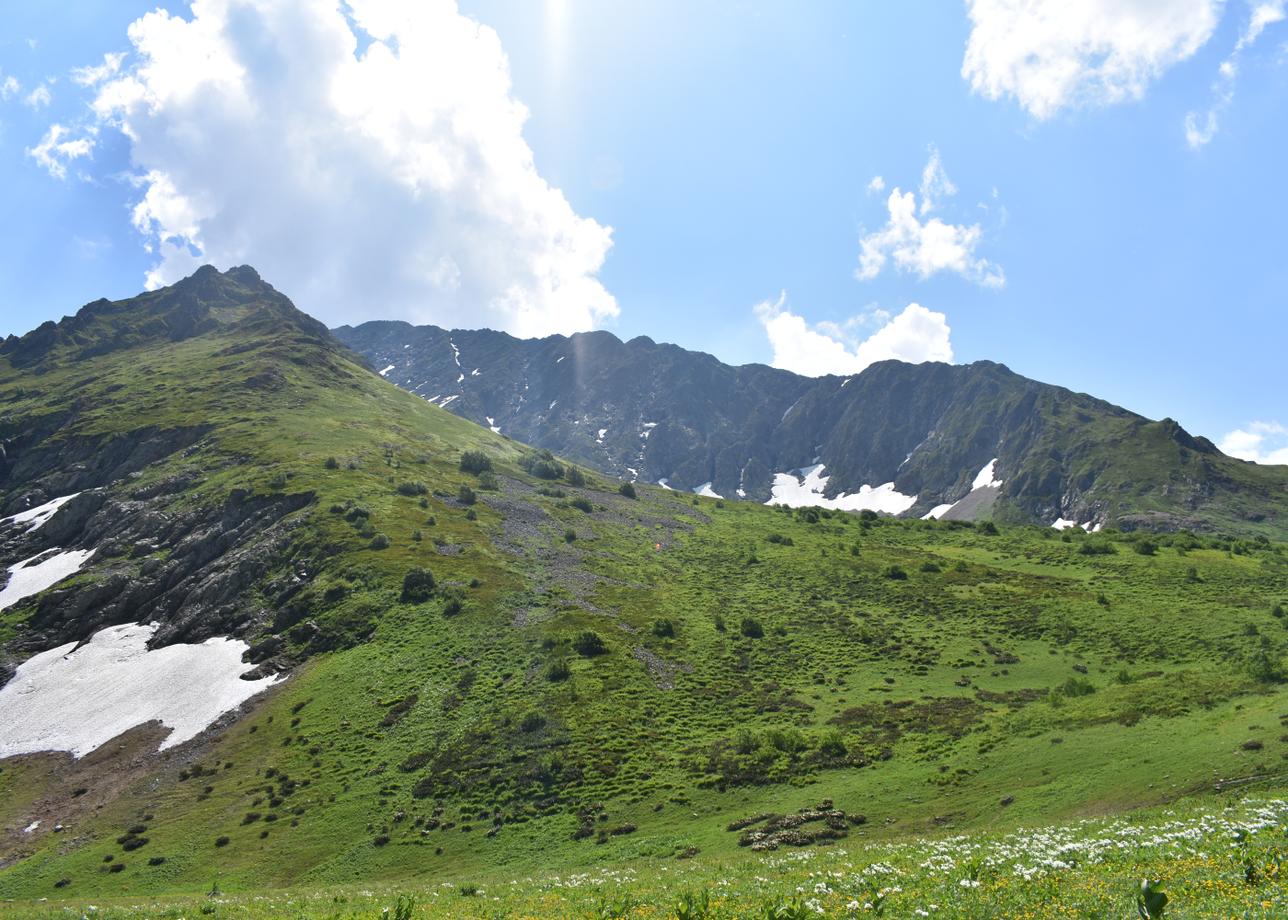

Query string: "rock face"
[334, 321, 1285, 534]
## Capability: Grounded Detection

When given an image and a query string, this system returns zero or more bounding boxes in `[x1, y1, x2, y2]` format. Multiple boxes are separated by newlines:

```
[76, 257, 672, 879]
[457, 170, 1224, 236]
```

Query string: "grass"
[2, 273, 1288, 913]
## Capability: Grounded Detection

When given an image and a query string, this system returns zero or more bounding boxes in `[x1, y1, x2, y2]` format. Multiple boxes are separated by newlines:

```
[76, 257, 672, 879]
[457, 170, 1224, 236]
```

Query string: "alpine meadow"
[3, 2, 1288, 919]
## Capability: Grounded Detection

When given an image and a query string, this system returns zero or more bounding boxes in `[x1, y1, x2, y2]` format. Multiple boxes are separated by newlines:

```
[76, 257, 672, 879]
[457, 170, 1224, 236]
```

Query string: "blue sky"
[0, 0, 1285, 460]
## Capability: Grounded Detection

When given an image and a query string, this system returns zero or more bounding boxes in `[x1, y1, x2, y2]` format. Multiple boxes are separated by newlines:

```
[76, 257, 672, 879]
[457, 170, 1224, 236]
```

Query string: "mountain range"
[334, 320, 1288, 537]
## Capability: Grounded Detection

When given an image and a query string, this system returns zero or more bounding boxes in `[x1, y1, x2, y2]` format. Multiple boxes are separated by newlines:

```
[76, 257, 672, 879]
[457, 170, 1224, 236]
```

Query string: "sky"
[0, 0, 1285, 462]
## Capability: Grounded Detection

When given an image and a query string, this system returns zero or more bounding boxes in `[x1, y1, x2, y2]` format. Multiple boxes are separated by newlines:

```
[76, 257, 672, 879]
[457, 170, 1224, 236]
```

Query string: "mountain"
[334, 320, 1288, 537]
[2, 267, 1287, 910]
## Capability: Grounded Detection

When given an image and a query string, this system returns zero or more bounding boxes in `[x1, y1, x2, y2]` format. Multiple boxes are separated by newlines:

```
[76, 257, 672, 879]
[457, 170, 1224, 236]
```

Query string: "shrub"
[618, 482, 637, 499]
[214, 836, 230, 848]
[883, 565, 908, 580]
[442, 597, 464, 617]
[572, 631, 607, 656]
[1186, 566, 1200, 583]
[465, 509, 477, 521]
[369, 533, 391, 550]
[459, 451, 492, 474]
[397, 481, 428, 496]
[1060, 676, 1096, 697]
[566, 466, 586, 487]
[564, 529, 577, 543]
[766, 533, 794, 546]
[1273, 604, 1285, 619]
[267, 472, 288, 490]
[324, 456, 339, 470]
[1135, 540, 1158, 556]
[652, 618, 676, 638]
[1247, 648, 1285, 684]
[713, 614, 726, 632]
[520, 450, 564, 480]
[477, 470, 498, 491]
[457, 484, 477, 505]
[570, 496, 594, 513]
[401, 567, 436, 603]
[546, 659, 571, 682]
[978, 521, 999, 535]
[520, 711, 546, 732]
[740, 618, 764, 639]
[919, 561, 941, 573]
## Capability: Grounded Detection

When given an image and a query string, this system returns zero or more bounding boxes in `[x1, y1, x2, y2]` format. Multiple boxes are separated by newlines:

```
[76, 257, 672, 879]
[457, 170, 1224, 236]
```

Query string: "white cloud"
[0, 75, 19, 101]
[26, 124, 95, 180]
[23, 82, 51, 109]
[71, 51, 126, 87]
[754, 292, 953, 377]
[1219, 420, 1288, 464]
[866, 175, 885, 194]
[856, 148, 1004, 287]
[80, 0, 616, 337]
[1184, 1, 1285, 148]
[962, 0, 1223, 119]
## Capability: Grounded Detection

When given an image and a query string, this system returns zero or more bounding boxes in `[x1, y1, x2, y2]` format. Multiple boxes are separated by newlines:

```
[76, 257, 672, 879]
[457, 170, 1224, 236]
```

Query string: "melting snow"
[448, 339, 461, 367]
[486, 416, 501, 434]
[379, 364, 396, 377]
[470, 368, 480, 376]
[657, 478, 673, 490]
[596, 428, 607, 443]
[438, 394, 460, 408]
[972, 458, 1003, 490]
[1052, 518, 1077, 530]
[694, 482, 722, 498]
[2, 494, 80, 533]
[556, 355, 565, 363]
[456, 373, 464, 383]
[0, 550, 95, 612]
[0, 623, 281, 759]
[736, 488, 747, 498]
[766, 464, 918, 515]
[22, 821, 39, 834]
[922, 503, 955, 520]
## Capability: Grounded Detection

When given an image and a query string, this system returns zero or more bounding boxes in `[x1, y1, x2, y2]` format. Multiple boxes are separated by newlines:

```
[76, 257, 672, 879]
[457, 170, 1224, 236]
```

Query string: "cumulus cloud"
[754, 293, 953, 377]
[1219, 421, 1288, 464]
[866, 175, 885, 194]
[856, 148, 1004, 287]
[962, 0, 1223, 119]
[27, 124, 95, 180]
[23, 82, 51, 109]
[71, 51, 126, 87]
[1185, 1, 1286, 148]
[77, 0, 616, 336]
[0, 75, 19, 101]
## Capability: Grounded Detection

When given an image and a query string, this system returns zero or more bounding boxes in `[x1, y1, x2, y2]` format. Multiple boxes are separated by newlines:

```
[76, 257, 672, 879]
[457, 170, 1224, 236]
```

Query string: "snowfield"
[922, 503, 954, 520]
[972, 458, 1003, 490]
[0, 623, 282, 759]
[1, 493, 80, 533]
[693, 482, 722, 498]
[378, 364, 395, 376]
[767, 464, 918, 515]
[0, 549, 95, 612]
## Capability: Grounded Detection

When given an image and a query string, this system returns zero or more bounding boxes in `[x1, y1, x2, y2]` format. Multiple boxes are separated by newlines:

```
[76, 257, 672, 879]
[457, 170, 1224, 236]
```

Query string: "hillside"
[1, 267, 1287, 912]
[335, 320, 1288, 537]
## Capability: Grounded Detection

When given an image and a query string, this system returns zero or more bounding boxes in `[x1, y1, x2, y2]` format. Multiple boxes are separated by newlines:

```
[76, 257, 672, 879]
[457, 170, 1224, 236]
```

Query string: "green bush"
[740, 618, 764, 639]
[566, 466, 586, 487]
[570, 496, 594, 513]
[652, 618, 676, 638]
[564, 528, 577, 543]
[766, 533, 794, 546]
[572, 631, 607, 656]
[457, 484, 477, 505]
[520, 450, 564, 480]
[459, 451, 492, 474]
[324, 456, 339, 470]
[477, 470, 498, 491]
[397, 481, 428, 496]
[1135, 540, 1157, 556]
[546, 659, 571, 682]
[369, 533, 391, 550]
[883, 565, 908, 580]
[618, 482, 637, 499]
[401, 567, 436, 603]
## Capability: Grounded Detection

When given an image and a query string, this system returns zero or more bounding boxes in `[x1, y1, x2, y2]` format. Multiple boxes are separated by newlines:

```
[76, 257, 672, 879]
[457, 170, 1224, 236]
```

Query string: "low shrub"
[572, 631, 607, 656]
[459, 450, 492, 474]
[401, 567, 436, 603]
[619, 482, 637, 499]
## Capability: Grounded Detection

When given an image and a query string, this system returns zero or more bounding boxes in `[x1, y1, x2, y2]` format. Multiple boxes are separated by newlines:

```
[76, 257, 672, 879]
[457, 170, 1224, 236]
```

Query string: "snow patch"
[0, 550, 95, 612]
[448, 339, 461, 367]
[596, 428, 607, 444]
[971, 458, 1003, 490]
[456, 373, 464, 383]
[379, 364, 396, 377]
[694, 482, 722, 499]
[470, 368, 480, 376]
[922, 503, 955, 520]
[736, 488, 747, 498]
[556, 355, 565, 363]
[766, 464, 918, 515]
[22, 821, 39, 834]
[657, 478, 673, 490]
[486, 416, 501, 434]
[2, 494, 81, 533]
[0, 623, 282, 759]
[438, 394, 459, 408]
[1052, 518, 1099, 531]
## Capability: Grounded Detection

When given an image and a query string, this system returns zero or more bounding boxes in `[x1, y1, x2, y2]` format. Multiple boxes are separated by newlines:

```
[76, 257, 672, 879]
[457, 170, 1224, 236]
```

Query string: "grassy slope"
[1, 286, 1287, 911]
